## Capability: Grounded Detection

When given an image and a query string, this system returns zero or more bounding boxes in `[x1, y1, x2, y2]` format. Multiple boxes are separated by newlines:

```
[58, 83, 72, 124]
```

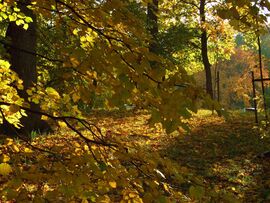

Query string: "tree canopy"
[1, 0, 270, 202]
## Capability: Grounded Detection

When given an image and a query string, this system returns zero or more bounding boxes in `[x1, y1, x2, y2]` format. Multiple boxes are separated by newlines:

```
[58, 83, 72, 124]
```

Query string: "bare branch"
[0, 39, 63, 63]
[0, 101, 117, 147]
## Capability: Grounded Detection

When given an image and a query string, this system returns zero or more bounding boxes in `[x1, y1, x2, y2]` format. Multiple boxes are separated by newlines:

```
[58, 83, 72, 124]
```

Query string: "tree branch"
[0, 101, 116, 147]
[0, 108, 65, 159]
[0, 39, 63, 63]
[54, 0, 128, 46]
[180, 0, 199, 9]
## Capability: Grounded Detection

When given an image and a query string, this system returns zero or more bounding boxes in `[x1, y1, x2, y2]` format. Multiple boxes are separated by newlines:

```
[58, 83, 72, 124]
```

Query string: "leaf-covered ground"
[1, 110, 270, 202]
[91, 110, 270, 202]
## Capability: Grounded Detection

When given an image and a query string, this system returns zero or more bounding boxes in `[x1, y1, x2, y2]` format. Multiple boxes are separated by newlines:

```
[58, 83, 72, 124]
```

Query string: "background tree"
[0, 0, 200, 134]
[158, 0, 235, 106]
[200, 0, 213, 99]
[2, 0, 268, 134]
[195, 47, 269, 109]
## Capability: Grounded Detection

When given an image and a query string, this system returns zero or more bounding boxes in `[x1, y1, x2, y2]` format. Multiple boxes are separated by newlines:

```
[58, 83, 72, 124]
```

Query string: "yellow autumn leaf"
[12, 145, 20, 153]
[26, 89, 33, 96]
[75, 148, 81, 154]
[9, 14, 17, 21]
[128, 192, 137, 198]
[0, 163, 12, 176]
[15, 19, 24, 26]
[41, 115, 48, 120]
[133, 198, 143, 203]
[163, 183, 170, 192]
[13, 7, 20, 12]
[45, 87, 60, 99]
[91, 145, 97, 150]
[24, 147, 33, 153]
[73, 29, 79, 36]
[109, 181, 117, 188]
[58, 121, 67, 128]
[70, 56, 80, 67]
[83, 144, 89, 151]
[5, 138, 14, 146]
[2, 154, 10, 162]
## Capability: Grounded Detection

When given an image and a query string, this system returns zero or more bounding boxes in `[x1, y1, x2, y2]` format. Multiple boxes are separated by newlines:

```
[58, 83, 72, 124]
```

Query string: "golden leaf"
[70, 57, 80, 67]
[163, 183, 170, 192]
[24, 147, 33, 153]
[0, 163, 12, 176]
[46, 87, 60, 99]
[2, 154, 10, 162]
[5, 138, 13, 146]
[12, 145, 20, 153]
[109, 181, 117, 188]
[128, 192, 137, 198]
[41, 115, 48, 120]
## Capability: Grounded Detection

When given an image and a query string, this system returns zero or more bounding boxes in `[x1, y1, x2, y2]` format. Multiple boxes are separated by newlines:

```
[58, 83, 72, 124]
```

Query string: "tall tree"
[199, 0, 213, 99]
[0, 0, 199, 134]
[147, 0, 159, 54]
[3, 0, 49, 136]
[158, 0, 234, 101]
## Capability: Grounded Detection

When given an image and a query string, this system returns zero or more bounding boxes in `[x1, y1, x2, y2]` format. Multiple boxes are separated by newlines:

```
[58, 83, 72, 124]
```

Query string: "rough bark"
[147, 0, 159, 54]
[199, 0, 213, 99]
[147, 0, 163, 84]
[1, 1, 50, 137]
[7, 4, 37, 99]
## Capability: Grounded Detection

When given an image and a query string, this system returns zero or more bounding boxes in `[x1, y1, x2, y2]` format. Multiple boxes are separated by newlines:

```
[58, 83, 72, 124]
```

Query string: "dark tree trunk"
[200, 0, 213, 99]
[7, 3, 37, 98]
[147, 0, 164, 83]
[147, 0, 159, 54]
[2, 1, 50, 137]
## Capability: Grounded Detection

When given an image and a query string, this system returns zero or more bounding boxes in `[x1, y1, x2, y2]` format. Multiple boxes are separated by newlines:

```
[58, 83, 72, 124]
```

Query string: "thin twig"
[0, 101, 117, 147]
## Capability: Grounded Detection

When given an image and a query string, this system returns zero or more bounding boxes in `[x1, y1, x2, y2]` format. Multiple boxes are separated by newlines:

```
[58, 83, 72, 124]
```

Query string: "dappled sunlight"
[158, 113, 270, 201]
[1, 110, 270, 201]
[1, 0, 270, 201]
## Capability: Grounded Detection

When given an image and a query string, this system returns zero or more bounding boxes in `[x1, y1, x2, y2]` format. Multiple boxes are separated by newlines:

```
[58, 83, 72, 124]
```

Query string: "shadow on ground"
[157, 115, 270, 202]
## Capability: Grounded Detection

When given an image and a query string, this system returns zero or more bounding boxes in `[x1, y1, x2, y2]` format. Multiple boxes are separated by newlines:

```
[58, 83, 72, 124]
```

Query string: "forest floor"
[89, 110, 270, 202]
[1, 110, 270, 202]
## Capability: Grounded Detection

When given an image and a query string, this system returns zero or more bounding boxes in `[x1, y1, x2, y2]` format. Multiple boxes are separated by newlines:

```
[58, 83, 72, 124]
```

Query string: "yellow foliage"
[45, 87, 60, 100]
[2, 154, 10, 163]
[11, 145, 20, 153]
[121, 190, 143, 203]
[109, 181, 117, 188]
[58, 121, 67, 128]
[0, 59, 25, 128]
[5, 138, 14, 146]
[0, 163, 12, 176]
[24, 147, 33, 153]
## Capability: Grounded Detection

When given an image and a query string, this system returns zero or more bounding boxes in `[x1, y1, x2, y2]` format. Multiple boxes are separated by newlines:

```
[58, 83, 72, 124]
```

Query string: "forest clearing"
[1, 0, 270, 202]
